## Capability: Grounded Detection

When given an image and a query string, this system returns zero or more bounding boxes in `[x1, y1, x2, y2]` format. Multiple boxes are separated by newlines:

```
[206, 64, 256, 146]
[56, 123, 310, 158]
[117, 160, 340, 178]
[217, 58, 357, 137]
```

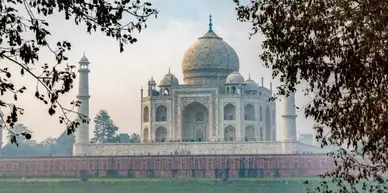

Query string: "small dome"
[226, 71, 245, 84]
[245, 76, 258, 90]
[159, 72, 179, 87]
[79, 53, 90, 64]
[148, 77, 156, 85]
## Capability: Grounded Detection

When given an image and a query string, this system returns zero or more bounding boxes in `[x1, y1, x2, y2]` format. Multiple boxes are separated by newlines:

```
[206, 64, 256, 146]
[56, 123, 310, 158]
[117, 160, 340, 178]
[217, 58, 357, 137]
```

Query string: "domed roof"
[181, 15, 239, 85]
[79, 53, 90, 64]
[148, 77, 156, 85]
[245, 75, 258, 90]
[226, 71, 245, 84]
[159, 69, 179, 86]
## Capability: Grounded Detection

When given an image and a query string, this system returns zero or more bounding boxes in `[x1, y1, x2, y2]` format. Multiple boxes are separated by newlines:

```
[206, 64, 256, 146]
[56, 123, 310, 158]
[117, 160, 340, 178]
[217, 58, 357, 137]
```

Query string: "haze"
[1, 0, 315, 143]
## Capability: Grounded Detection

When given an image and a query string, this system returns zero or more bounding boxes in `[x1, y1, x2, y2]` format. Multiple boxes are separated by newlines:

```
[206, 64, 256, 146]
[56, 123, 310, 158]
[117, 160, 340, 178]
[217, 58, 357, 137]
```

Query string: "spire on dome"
[208, 14, 213, 32]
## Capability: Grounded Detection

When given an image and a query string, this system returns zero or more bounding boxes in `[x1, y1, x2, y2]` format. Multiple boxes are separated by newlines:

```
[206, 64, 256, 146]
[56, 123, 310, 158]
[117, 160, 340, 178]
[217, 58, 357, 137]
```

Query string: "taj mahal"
[72, 16, 328, 156]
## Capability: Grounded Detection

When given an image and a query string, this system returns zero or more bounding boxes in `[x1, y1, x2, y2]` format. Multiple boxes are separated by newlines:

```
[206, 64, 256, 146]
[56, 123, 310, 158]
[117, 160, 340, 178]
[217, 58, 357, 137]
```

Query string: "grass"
[0, 177, 322, 193]
[0, 177, 320, 183]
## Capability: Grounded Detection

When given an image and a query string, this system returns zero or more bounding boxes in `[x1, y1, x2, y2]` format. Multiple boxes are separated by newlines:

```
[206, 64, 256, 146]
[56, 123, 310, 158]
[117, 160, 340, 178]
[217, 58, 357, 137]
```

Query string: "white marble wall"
[139, 86, 276, 142]
[73, 141, 329, 156]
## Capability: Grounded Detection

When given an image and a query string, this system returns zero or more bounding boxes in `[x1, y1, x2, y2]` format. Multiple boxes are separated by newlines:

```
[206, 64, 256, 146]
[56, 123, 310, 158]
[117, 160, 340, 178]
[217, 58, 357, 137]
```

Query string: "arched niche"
[181, 102, 209, 142]
[224, 103, 236, 120]
[224, 125, 236, 141]
[244, 104, 255, 120]
[155, 127, 167, 142]
[245, 126, 255, 141]
[155, 105, 167, 122]
[143, 127, 149, 142]
[143, 106, 149, 122]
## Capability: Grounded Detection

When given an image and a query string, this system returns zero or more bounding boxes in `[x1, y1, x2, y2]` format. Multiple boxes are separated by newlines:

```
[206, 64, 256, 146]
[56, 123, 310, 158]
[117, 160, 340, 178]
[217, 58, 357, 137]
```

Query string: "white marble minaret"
[73, 53, 90, 155]
[282, 92, 298, 141]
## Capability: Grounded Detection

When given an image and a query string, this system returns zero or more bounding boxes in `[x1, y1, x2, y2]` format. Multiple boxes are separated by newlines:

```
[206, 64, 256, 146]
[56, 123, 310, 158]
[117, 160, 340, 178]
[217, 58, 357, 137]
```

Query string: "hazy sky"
[1, 0, 315, 143]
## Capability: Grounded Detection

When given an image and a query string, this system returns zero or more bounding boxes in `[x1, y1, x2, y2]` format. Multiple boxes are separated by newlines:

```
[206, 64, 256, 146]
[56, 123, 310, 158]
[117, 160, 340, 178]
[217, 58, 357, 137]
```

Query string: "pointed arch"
[143, 106, 149, 122]
[155, 127, 167, 142]
[232, 87, 236, 94]
[155, 105, 167, 122]
[143, 127, 149, 142]
[181, 102, 209, 142]
[224, 103, 236, 120]
[224, 125, 236, 141]
[164, 89, 169, 96]
[245, 126, 255, 141]
[244, 104, 255, 120]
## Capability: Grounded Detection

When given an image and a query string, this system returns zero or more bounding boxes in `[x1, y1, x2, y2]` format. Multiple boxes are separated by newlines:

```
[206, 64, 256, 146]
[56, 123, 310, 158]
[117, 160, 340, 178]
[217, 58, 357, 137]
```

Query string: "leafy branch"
[0, 0, 157, 143]
[235, 0, 388, 192]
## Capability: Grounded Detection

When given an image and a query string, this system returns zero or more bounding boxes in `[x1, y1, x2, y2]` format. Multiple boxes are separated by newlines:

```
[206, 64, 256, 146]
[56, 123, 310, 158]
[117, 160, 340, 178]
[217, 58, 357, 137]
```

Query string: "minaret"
[261, 77, 264, 87]
[147, 77, 156, 96]
[282, 92, 297, 141]
[75, 53, 90, 146]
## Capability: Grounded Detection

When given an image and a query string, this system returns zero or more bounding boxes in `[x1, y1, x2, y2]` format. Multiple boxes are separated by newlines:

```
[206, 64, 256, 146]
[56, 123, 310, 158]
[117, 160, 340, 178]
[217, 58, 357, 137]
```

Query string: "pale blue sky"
[1, 0, 315, 142]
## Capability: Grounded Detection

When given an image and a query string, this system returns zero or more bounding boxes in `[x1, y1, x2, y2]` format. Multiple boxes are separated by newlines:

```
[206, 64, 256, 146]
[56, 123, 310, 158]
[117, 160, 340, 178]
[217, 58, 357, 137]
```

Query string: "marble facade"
[73, 16, 326, 156]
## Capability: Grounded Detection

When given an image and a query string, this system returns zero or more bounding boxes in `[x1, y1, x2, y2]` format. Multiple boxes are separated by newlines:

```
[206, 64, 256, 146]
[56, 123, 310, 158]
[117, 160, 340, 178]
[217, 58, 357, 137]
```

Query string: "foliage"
[2, 126, 75, 157]
[115, 133, 130, 143]
[51, 130, 75, 156]
[0, 0, 158, 143]
[92, 110, 118, 143]
[235, 0, 388, 192]
[6, 123, 31, 145]
[129, 133, 140, 143]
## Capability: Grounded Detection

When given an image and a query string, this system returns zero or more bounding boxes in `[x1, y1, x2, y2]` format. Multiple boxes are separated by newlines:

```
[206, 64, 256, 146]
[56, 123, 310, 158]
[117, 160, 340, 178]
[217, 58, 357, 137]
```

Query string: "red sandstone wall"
[0, 154, 334, 178]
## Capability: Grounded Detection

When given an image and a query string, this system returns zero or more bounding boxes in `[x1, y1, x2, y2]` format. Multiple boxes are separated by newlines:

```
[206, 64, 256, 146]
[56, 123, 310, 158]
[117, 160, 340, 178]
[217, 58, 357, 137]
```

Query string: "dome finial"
[208, 14, 213, 32]
[168, 66, 171, 74]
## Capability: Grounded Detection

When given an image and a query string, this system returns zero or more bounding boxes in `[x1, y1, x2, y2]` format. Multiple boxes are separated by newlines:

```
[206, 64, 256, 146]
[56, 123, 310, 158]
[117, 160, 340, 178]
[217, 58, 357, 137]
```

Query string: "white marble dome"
[182, 27, 239, 85]
[226, 71, 245, 84]
[159, 72, 179, 86]
[245, 76, 258, 90]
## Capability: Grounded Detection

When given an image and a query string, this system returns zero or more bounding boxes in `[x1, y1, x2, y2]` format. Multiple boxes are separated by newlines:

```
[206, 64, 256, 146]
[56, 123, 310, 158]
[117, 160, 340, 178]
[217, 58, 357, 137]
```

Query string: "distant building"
[73, 15, 330, 156]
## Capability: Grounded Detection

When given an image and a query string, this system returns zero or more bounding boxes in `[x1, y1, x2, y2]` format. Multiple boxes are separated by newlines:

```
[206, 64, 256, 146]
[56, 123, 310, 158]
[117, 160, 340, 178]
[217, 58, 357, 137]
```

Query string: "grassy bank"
[0, 178, 321, 193]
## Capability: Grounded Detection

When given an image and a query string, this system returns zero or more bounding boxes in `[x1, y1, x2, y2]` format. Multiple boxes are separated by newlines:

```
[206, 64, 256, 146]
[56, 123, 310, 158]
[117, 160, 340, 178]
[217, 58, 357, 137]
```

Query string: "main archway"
[181, 101, 209, 142]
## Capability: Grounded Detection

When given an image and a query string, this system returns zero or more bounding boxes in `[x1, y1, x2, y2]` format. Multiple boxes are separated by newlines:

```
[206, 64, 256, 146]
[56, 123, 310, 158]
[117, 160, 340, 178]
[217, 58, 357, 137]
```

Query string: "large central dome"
[182, 16, 240, 85]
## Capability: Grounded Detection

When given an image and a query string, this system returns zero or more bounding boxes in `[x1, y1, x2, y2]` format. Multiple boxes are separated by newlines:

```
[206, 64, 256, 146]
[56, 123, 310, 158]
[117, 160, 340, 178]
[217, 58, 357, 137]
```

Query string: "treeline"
[1, 109, 140, 157]
[1, 129, 75, 157]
